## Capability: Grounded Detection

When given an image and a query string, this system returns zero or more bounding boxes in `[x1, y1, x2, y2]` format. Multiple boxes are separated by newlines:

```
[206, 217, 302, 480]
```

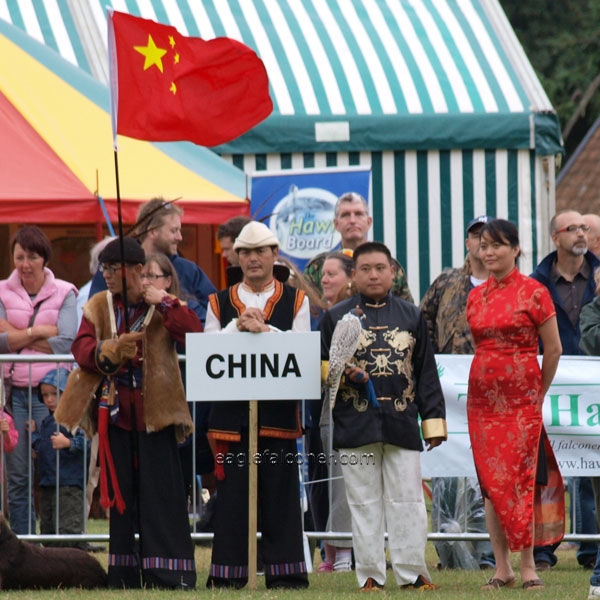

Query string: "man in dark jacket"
[320, 242, 446, 592]
[531, 209, 600, 571]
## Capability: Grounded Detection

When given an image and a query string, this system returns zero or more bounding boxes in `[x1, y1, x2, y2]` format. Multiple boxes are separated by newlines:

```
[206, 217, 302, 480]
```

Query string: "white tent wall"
[222, 149, 555, 301]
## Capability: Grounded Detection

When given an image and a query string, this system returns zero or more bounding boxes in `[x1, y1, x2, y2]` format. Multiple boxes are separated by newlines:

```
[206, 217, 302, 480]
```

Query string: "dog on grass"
[0, 515, 107, 589]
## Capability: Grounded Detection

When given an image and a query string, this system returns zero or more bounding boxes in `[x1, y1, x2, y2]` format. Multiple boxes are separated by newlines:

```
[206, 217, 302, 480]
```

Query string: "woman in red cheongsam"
[466, 219, 564, 591]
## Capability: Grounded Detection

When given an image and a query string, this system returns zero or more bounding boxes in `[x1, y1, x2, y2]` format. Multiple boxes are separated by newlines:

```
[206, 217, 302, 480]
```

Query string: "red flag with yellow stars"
[108, 9, 273, 147]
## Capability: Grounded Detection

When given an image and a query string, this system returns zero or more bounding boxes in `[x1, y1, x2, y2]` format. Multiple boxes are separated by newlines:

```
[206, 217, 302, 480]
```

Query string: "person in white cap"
[204, 221, 310, 591]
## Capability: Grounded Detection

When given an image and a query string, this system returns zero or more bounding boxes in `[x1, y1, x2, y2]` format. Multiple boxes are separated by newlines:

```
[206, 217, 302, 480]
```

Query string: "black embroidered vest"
[207, 281, 305, 441]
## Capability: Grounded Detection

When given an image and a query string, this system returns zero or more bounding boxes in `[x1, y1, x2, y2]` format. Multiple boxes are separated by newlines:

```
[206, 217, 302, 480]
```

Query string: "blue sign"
[251, 167, 371, 270]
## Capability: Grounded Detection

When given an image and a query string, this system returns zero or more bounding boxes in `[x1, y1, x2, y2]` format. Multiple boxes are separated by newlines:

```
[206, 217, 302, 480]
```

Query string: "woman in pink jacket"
[0, 226, 77, 534]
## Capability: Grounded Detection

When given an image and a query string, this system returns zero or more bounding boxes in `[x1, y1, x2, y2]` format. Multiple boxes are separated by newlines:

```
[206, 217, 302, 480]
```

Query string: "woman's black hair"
[479, 219, 522, 259]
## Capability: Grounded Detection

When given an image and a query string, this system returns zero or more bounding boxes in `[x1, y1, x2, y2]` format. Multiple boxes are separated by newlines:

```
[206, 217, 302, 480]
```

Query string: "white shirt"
[204, 281, 310, 333]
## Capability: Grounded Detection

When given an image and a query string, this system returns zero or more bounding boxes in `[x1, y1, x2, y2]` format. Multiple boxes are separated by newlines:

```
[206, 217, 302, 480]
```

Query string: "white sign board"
[420, 354, 600, 477]
[186, 331, 321, 401]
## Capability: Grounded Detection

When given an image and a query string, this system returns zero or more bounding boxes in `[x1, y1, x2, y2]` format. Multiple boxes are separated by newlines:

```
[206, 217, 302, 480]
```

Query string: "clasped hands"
[237, 308, 269, 333]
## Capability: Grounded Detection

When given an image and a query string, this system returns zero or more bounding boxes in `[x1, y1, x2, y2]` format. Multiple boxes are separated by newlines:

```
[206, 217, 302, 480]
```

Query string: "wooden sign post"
[248, 399, 259, 589]
[186, 332, 321, 590]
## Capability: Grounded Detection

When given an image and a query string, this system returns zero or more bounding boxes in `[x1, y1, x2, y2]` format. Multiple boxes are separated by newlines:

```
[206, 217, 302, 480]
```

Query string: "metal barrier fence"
[1, 355, 599, 547]
[0, 354, 207, 544]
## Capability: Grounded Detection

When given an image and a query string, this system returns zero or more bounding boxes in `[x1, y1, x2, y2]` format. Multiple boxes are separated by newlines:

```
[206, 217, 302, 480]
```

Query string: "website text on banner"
[420, 355, 600, 478]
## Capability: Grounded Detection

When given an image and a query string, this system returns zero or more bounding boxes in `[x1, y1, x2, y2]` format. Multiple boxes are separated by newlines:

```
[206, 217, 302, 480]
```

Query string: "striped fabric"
[209, 564, 248, 580]
[265, 560, 308, 576]
[0, 0, 90, 71]
[16, 1, 559, 150]
[220, 148, 552, 300]
[142, 557, 196, 572]
[72, 0, 560, 153]
[3, 0, 562, 299]
[108, 552, 139, 567]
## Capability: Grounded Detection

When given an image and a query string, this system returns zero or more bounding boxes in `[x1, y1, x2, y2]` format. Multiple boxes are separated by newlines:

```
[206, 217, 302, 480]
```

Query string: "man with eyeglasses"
[530, 209, 600, 573]
[56, 237, 199, 589]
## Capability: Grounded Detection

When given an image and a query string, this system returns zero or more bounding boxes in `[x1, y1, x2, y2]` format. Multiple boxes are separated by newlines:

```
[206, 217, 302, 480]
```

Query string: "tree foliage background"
[501, 0, 600, 159]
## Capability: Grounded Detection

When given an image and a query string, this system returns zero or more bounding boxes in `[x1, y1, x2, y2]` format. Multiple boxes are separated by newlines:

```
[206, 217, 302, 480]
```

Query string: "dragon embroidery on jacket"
[341, 326, 417, 413]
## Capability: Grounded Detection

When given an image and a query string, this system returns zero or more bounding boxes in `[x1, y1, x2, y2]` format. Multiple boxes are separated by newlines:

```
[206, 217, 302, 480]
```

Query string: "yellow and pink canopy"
[0, 18, 248, 225]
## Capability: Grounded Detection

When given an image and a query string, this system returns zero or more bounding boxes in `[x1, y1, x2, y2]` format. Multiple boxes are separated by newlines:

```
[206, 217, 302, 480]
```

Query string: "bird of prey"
[326, 310, 363, 409]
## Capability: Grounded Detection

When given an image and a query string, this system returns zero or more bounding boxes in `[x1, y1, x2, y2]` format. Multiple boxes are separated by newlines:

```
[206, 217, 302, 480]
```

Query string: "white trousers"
[340, 443, 430, 587]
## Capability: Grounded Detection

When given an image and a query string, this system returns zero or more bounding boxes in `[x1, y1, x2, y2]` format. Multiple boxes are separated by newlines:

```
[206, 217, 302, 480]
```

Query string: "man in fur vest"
[205, 221, 310, 590]
[55, 237, 199, 590]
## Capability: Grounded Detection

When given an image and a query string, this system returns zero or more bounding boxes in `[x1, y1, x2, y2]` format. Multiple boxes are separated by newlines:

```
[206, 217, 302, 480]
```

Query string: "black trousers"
[107, 425, 196, 589]
[207, 433, 309, 589]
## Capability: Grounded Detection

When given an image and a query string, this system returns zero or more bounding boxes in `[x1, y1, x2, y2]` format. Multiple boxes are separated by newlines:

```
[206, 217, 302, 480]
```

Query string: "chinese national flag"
[108, 10, 273, 147]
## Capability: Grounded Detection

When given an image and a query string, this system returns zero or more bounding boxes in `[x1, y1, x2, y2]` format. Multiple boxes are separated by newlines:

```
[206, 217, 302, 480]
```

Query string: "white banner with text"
[421, 355, 600, 477]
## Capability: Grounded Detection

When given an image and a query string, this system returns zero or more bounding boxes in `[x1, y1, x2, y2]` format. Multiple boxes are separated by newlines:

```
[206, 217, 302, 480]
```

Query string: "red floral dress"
[467, 268, 564, 552]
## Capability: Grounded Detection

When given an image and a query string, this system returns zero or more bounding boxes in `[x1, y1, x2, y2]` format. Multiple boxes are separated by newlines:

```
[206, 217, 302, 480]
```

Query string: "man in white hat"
[204, 221, 310, 590]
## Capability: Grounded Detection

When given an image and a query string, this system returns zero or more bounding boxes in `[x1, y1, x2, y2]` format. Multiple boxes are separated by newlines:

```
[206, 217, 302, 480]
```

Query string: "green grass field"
[1, 518, 594, 599]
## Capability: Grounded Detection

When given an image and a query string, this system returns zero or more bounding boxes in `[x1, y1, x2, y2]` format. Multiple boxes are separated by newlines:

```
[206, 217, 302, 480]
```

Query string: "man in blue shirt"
[89, 198, 216, 324]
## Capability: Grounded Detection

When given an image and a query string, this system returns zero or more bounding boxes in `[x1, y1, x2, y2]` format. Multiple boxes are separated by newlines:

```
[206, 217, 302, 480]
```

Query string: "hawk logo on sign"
[206, 352, 301, 379]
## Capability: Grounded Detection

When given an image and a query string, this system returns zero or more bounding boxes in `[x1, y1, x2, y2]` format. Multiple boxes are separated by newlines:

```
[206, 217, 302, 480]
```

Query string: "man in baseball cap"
[420, 214, 495, 570]
[466, 215, 492, 234]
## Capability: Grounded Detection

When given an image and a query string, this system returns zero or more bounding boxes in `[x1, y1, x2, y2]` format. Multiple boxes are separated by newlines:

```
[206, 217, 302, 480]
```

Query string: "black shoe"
[360, 577, 384, 591]
[535, 560, 552, 571]
[581, 558, 596, 570]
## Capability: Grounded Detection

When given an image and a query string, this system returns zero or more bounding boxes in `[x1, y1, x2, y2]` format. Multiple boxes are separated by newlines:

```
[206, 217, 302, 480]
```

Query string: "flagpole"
[113, 149, 130, 331]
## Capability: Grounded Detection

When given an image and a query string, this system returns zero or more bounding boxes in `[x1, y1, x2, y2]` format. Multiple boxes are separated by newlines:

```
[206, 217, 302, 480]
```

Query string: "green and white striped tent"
[2, 0, 563, 299]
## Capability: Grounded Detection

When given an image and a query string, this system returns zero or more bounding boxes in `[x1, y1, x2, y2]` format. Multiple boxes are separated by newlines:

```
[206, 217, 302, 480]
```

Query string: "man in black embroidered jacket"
[320, 241, 446, 592]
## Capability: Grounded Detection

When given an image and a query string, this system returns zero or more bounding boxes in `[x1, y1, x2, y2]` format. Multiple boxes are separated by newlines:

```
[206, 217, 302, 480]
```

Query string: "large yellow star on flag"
[134, 35, 167, 72]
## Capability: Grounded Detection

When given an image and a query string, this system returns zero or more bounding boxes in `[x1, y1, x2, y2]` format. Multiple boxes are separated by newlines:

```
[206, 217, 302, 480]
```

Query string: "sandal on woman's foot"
[522, 579, 545, 590]
[481, 577, 516, 590]
[318, 561, 334, 573]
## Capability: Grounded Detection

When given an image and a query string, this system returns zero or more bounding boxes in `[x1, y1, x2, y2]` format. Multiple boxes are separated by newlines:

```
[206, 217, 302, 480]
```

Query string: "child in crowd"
[29, 368, 89, 549]
[1, 408, 19, 470]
